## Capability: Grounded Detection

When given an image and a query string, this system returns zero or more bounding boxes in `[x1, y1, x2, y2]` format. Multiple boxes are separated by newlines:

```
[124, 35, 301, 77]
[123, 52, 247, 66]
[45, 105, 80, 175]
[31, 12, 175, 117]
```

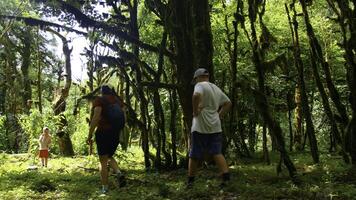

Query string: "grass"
[0, 148, 356, 199]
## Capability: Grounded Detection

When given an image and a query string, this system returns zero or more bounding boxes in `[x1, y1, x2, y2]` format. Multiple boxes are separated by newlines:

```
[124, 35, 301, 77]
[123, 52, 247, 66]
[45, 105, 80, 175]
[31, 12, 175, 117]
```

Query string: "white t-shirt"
[191, 81, 231, 134]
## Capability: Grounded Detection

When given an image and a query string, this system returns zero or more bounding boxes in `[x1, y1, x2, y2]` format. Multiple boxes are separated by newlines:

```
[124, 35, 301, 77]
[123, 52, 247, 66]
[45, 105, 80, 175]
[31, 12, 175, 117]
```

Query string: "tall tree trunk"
[47, 28, 74, 156]
[224, 0, 248, 157]
[87, 42, 95, 92]
[262, 122, 270, 164]
[246, 0, 297, 179]
[329, 0, 356, 165]
[36, 28, 43, 113]
[191, 0, 214, 82]
[299, 1, 349, 162]
[157, 31, 171, 168]
[20, 28, 32, 113]
[248, 113, 257, 153]
[170, 89, 178, 168]
[129, 0, 151, 169]
[309, 51, 349, 162]
[290, 2, 319, 163]
[168, 0, 215, 150]
[287, 92, 294, 152]
[300, 0, 349, 128]
[285, 4, 303, 152]
[169, 0, 194, 145]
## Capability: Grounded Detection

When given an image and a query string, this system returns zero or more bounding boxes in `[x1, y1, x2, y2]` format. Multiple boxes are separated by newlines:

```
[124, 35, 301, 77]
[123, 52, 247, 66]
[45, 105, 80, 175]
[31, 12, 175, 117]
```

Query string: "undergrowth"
[0, 148, 355, 200]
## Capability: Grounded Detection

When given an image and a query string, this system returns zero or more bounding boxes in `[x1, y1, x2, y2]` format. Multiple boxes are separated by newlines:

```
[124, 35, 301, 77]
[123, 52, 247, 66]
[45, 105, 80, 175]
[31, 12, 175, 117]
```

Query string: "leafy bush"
[66, 111, 90, 155]
[0, 115, 8, 151]
[18, 108, 60, 155]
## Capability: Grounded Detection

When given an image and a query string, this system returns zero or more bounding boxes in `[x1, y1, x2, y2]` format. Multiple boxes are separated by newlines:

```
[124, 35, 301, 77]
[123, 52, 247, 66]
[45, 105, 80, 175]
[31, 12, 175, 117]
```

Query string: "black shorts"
[189, 131, 222, 160]
[95, 128, 120, 157]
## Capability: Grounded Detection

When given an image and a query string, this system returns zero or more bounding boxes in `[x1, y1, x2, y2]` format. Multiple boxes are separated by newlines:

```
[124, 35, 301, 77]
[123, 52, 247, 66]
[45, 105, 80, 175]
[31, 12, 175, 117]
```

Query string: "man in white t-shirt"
[187, 68, 232, 188]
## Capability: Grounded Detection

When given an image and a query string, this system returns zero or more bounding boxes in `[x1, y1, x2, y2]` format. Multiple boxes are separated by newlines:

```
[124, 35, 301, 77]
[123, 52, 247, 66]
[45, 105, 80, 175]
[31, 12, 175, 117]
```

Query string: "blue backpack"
[102, 97, 125, 130]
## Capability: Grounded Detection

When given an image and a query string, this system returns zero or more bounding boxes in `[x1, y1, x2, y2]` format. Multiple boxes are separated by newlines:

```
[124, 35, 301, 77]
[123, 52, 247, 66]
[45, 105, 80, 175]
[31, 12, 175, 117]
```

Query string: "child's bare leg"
[44, 158, 48, 167]
[40, 158, 44, 167]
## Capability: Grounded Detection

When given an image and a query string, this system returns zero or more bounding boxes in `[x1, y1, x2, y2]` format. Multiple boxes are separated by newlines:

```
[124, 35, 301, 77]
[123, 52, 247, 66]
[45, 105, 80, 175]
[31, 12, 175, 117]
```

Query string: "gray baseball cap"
[192, 68, 209, 84]
[193, 68, 209, 79]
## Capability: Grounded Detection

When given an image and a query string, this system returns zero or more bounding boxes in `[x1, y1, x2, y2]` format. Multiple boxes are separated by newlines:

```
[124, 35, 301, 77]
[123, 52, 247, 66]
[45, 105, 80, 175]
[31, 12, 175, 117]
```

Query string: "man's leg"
[212, 154, 229, 174]
[212, 154, 230, 186]
[188, 158, 199, 177]
[187, 157, 199, 187]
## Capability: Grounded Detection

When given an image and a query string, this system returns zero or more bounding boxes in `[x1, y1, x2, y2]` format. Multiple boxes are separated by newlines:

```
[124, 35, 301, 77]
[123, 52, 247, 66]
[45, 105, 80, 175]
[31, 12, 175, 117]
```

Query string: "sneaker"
[219, 181, 227, 188]
[100, 188, 108, 194]
[186, 176, 195, 189]
[117, 174, 126, 187]
[186, 181, 193, 189]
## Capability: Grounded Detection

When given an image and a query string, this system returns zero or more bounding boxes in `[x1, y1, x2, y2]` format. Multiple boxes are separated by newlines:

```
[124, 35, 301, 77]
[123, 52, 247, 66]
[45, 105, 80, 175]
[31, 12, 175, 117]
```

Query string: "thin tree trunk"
[285, 4, 303, 152]
[224, 0, 245, 157]
[308, 50, 349, 162]
[129, 0, 151, 169]
[248, 113, 257, 153]
[330, 0, 356, 165]
[287, 92, 294, 152]
[300, 0, 349, 163]
[246, 0, 297, 179]
[20, 28, 32, 113]
[36, 28, 43, 113]
[262, 122, 270, 164]
[290, 2, 319, 163]
[170, 89, 178, 168]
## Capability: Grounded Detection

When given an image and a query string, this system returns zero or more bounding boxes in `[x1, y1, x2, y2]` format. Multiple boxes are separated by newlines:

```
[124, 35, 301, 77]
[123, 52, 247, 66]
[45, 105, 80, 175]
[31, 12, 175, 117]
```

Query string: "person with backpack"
[87, 85, 126, 194]
[187, 68, 232, 188]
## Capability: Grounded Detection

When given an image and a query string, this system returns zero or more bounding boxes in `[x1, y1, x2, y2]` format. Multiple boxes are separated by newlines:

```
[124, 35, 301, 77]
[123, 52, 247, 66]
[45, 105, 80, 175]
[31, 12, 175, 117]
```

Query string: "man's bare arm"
[192, 93, 202, 117]
[219, 101, 232, 118]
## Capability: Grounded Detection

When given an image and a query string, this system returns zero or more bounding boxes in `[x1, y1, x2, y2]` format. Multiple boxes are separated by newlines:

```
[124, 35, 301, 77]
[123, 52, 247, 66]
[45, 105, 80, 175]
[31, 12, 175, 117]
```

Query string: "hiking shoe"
[117, 174, 126, 187]
[219, 181, 228, 189]
[100, 188, 108, 194]
[186, 181, 193, 189]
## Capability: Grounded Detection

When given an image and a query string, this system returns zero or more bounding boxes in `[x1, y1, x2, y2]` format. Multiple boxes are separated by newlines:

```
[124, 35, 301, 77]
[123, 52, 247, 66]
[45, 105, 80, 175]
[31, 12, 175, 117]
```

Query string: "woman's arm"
[87, 106, 102, 143]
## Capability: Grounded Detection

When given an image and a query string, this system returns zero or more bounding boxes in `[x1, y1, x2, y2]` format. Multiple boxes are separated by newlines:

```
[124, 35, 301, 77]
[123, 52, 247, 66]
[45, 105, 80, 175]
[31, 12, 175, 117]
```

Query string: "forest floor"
[1, 148, 356, 200]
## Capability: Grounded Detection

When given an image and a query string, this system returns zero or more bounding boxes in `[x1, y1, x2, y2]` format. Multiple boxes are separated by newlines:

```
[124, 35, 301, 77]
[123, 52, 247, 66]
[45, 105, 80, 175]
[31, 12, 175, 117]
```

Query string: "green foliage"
[69, 113, 90, 155]
[0, 116, 7, 151]
[18, 108, 59, 155]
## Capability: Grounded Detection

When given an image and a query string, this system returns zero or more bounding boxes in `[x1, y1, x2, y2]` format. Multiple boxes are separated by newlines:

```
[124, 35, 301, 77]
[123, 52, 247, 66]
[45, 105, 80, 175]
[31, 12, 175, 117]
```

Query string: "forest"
[1, 0, 356, 199]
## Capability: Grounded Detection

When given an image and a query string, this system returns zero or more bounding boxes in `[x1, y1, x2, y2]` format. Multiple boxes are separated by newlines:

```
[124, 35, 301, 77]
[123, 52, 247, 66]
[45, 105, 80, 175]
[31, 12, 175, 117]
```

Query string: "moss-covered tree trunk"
[299, 0, 349, 163]
[289, 2, 319, 163]
[48, 29, 74, 156]
[167, 0, 215, 146]
[328, 0, 356, 165]
[20, 28, 32, 113]
[247, 0, 297, 179]
[129, 0, 151, 169]
[169, 88, 178, 168]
